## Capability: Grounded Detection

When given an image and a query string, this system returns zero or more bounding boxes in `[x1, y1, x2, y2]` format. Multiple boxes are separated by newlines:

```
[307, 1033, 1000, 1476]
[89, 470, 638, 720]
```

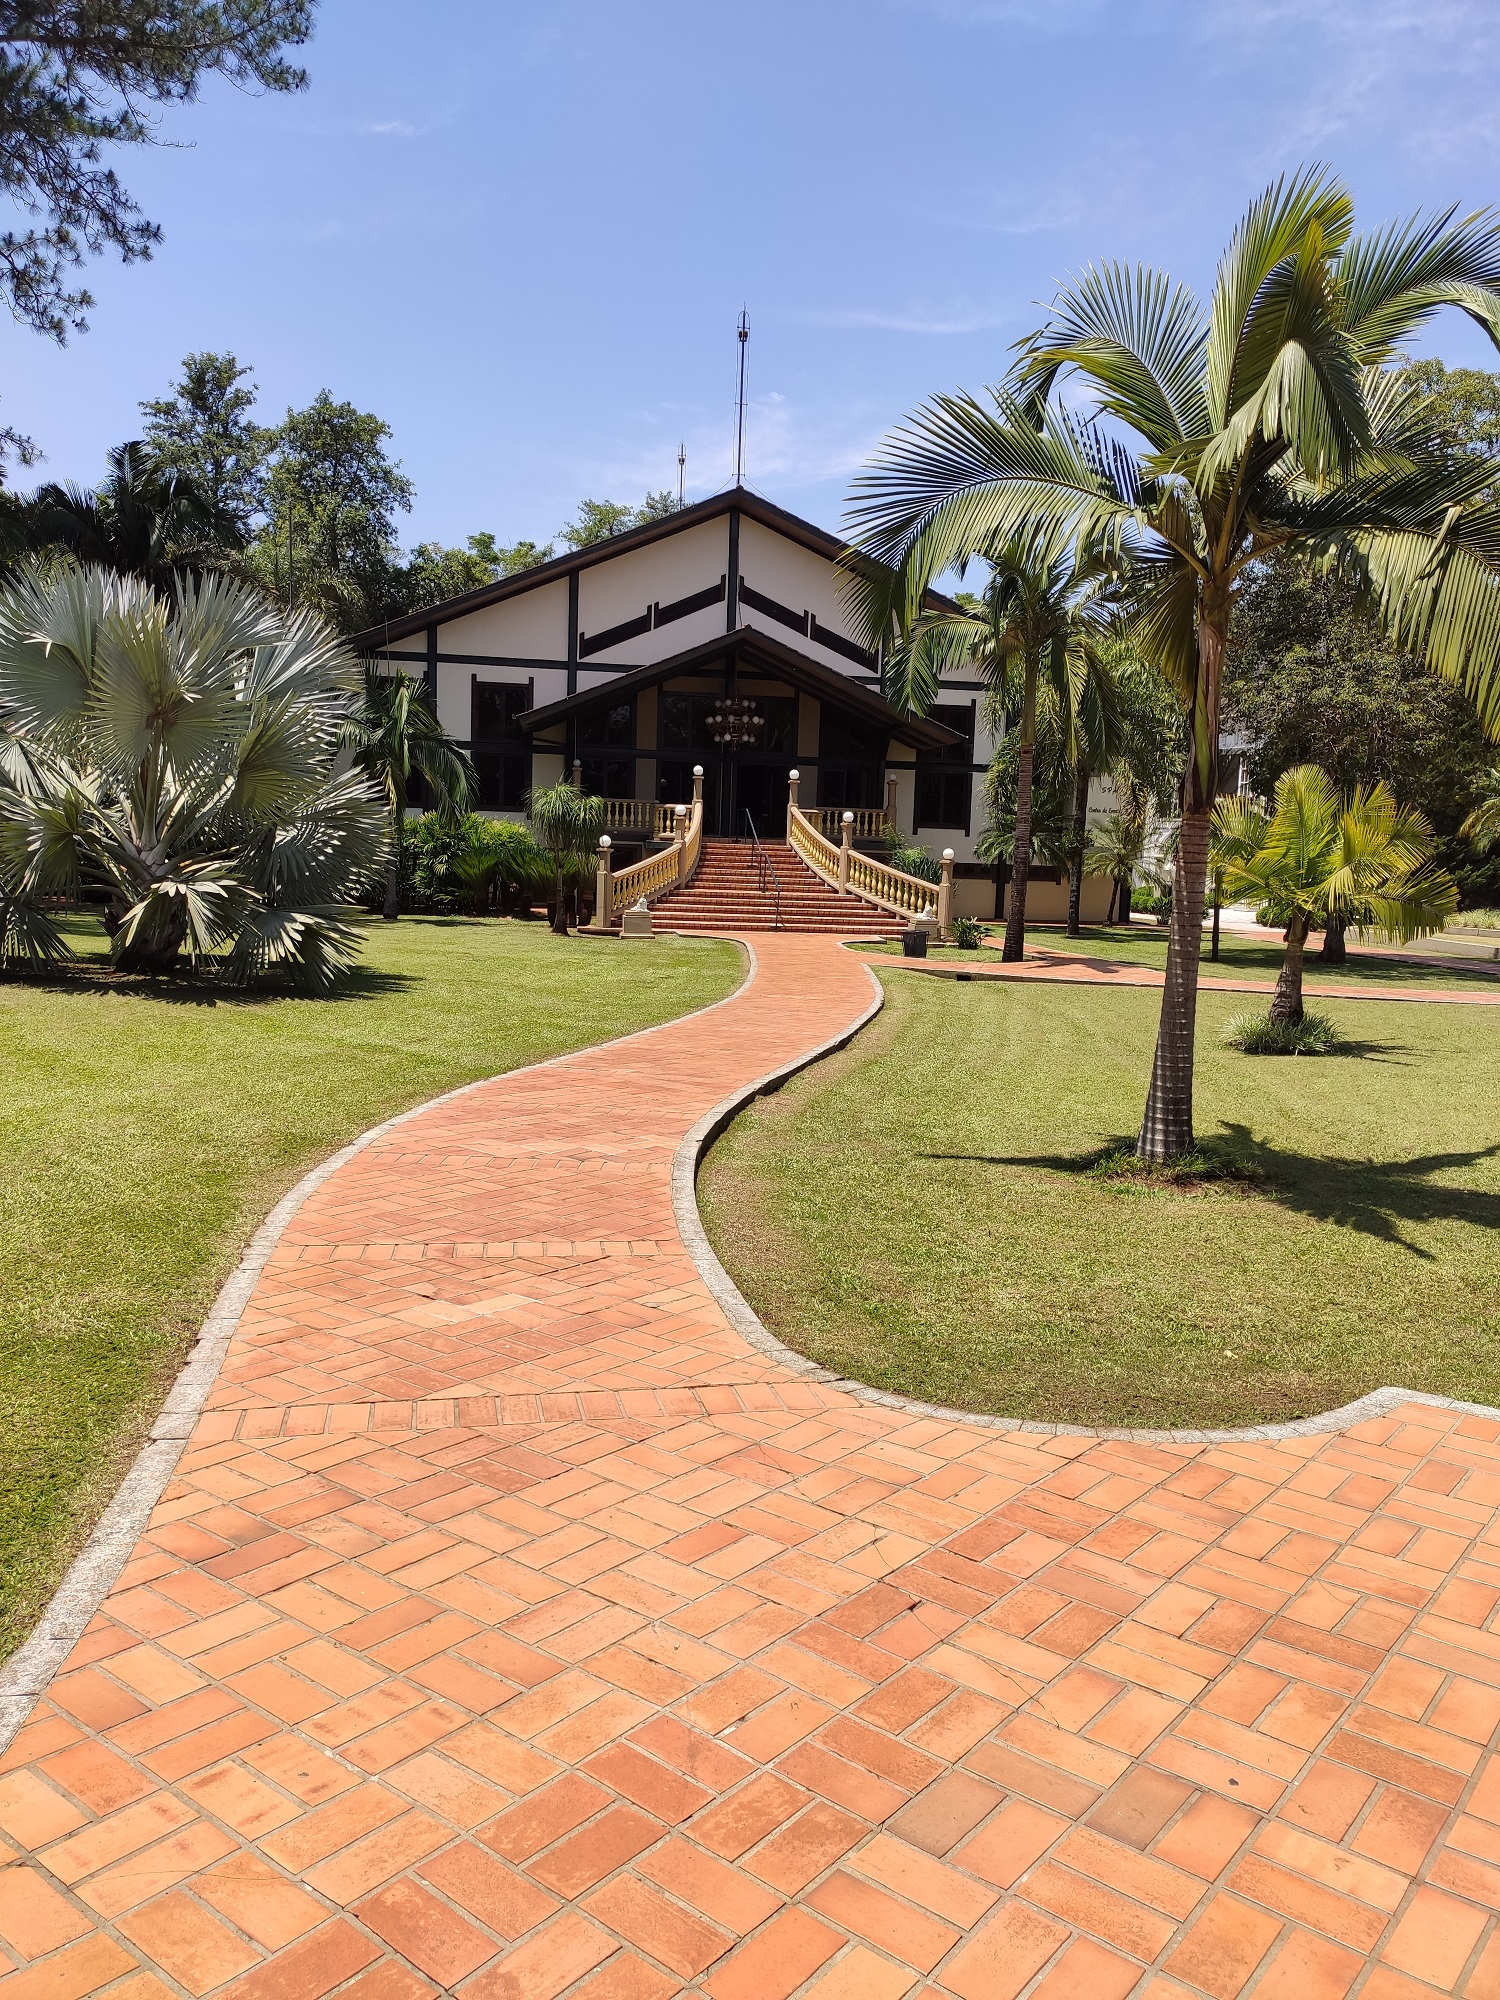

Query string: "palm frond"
[1012, 262, 1209, 449]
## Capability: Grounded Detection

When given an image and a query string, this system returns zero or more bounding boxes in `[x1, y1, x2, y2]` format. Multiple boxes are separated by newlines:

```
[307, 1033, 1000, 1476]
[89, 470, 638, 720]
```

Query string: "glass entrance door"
[733, 761, 790, 840]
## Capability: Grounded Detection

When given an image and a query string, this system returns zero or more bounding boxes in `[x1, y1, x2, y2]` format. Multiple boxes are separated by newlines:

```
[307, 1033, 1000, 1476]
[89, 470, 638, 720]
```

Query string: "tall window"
[916, 702, 975, 832]
[472, 681, 531, 810]
[580, 699, 635, 798]
[819, 711, 883, 810]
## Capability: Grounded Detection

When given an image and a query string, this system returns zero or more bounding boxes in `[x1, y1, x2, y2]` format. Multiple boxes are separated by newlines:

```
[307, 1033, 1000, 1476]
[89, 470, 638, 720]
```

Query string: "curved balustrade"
[788, 805, 950, 933]
[602, 795, 703, 924]
[804, 806, 889, 842]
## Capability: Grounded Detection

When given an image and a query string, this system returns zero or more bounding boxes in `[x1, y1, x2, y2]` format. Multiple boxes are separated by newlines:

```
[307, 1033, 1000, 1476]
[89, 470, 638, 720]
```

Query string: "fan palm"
[344, 664, 475, 919]
[0, 563, 387, 985]
[886, 535, 1114, 958]
[847, 169, 1500, 1158]
[526, 781, 606, 934]
[1213, 765, 1456, 1023]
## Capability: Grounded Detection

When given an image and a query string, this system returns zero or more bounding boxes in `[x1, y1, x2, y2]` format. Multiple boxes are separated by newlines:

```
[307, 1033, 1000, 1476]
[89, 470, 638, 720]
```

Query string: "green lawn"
[699, 968, 1500, 1431]
[856, 924, 1500, 990]
[0, 918, 741, 1659]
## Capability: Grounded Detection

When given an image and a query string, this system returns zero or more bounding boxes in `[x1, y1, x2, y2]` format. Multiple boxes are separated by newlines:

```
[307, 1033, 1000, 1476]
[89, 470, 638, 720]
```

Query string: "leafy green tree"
[343, 664, 474, 921]
[252, 391, 413, 628]
[1224, 551, 1493, 831]
[848, 171, 1500, 1160]
[559, 491, 678, 549]
[1213, 766, 1457, 1024]
[0, 3, 313, 340]
[526, 780, 604, 933]
[29, 439, 240, 586]
[1406, 358, 1500, 461]
[0, 562, 384, 983]
[468, 532, 555, 576]
[1223, 547, 1499, 941]
[140, 350, 272, 539]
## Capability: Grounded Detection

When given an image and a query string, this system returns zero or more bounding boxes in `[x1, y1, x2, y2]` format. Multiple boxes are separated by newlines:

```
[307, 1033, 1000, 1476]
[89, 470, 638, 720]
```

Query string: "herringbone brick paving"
[1, 932, 1496, 1997]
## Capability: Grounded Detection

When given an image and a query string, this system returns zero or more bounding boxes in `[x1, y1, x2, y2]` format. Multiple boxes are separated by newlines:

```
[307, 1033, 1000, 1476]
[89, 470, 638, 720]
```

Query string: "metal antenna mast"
[677, 440, 686, 509]
[734, 309, 749, 486]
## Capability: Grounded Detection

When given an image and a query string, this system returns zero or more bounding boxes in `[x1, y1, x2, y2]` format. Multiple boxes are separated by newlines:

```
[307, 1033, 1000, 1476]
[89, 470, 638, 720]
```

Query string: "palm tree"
[1461, 769, 1500, 853]
[526, 781, 605, 934]
[29, 442, 241, 589]
[1059, 644, 1128, 935]
[1086, 804, 1147, 926]
[886, 536, 1114, 959]
[0, 564, 387, 985]
[344, 664, 475, 920]
[846, 171, 1500, 1159]
[1213, 766, 1456, 1023]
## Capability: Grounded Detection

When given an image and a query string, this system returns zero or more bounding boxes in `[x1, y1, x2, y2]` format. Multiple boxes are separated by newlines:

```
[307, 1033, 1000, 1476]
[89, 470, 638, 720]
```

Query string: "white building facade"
[353, 486, 1102, 921]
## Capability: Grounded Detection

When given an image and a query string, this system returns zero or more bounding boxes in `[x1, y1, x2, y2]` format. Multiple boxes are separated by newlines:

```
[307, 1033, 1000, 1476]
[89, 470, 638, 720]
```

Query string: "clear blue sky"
[2, 0, 1497, 550]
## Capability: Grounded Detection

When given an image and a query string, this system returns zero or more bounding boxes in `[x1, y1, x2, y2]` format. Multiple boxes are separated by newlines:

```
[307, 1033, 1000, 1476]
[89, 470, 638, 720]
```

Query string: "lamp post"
[595, 834, 613, 931]
[839, 809, 854, 892]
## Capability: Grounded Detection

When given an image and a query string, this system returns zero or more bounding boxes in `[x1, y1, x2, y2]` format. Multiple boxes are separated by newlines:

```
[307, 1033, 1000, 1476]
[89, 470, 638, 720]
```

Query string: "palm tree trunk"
[1066, 760, 1089, 937]
[383, 808, 400, 921]
[1117, 874, 1131, 926]
[1001, 663, 1038, 963]
[551, 862, 568, 934]
[1137, 607, 1225, 1162]
[1270, 913, 1310, 1025]
[1211, 885, 1221, 961]
[1320, 911, 1347, 964]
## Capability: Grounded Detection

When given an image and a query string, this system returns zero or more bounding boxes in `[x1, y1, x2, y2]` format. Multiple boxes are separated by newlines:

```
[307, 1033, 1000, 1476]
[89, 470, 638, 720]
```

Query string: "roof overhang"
[519, 625, 961, 751]
[347, 484, 959, 652]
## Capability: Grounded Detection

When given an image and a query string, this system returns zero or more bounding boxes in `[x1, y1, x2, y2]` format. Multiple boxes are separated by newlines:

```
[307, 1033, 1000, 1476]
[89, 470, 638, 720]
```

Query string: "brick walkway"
[2, 933, 1499, 1999]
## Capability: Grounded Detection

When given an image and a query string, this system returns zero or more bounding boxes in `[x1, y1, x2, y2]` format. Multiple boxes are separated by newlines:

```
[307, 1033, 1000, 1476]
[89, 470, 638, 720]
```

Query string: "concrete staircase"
[651, 838, 909, 935]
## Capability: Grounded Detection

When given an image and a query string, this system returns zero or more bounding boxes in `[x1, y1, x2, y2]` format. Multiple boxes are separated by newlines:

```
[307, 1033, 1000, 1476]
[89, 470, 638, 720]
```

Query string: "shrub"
[1455, 907, 1500, 931]
[950, 915, 984, 949]
[1222, 1009, 1345, 1055]
[407, 813, 552, 914]
[884, 828, 942, 885]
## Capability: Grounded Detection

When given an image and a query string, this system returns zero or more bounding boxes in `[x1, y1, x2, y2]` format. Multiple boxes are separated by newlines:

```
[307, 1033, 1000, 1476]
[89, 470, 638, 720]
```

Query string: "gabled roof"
[519, 624, 961, 751]
[347, 484, 956, 652]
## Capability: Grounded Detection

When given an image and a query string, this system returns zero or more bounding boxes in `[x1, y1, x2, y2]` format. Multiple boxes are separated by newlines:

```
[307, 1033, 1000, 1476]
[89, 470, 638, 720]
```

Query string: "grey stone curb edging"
[0, 938, 759, 1756]
[672, 955, 1500, 1450]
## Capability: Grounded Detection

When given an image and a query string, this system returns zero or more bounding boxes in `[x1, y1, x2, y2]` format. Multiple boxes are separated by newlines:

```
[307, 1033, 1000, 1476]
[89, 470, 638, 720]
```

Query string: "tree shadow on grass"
[932, 1123, 1500, 1256]
[1, 965, 417, 1008]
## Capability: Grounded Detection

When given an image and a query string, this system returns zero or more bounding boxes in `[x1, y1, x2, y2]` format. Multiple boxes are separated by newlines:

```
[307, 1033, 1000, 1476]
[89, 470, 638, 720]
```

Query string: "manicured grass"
[856, 924, 1500, 990]
[0, 918, 742, 1659]
[699, 968, 1500, 1430]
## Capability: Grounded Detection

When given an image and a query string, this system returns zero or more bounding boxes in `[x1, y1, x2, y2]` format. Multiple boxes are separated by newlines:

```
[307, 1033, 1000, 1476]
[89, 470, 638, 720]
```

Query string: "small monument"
[620, 896, 654, 939]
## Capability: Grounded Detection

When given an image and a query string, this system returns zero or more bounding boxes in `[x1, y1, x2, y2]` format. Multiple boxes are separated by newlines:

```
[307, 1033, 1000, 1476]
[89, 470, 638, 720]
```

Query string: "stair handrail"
[787, 803, 952, 935]
[743, 811, 784, 931]
[603, 767, 705, 920]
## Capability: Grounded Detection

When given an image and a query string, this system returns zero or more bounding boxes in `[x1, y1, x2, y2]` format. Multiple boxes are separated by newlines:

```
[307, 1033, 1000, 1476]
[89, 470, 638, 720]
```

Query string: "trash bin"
[901, 928, 928, 958]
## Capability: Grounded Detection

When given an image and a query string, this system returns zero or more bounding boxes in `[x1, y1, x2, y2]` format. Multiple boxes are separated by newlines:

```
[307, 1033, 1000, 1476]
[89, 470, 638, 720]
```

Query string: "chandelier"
[708, 695, 764, 748]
